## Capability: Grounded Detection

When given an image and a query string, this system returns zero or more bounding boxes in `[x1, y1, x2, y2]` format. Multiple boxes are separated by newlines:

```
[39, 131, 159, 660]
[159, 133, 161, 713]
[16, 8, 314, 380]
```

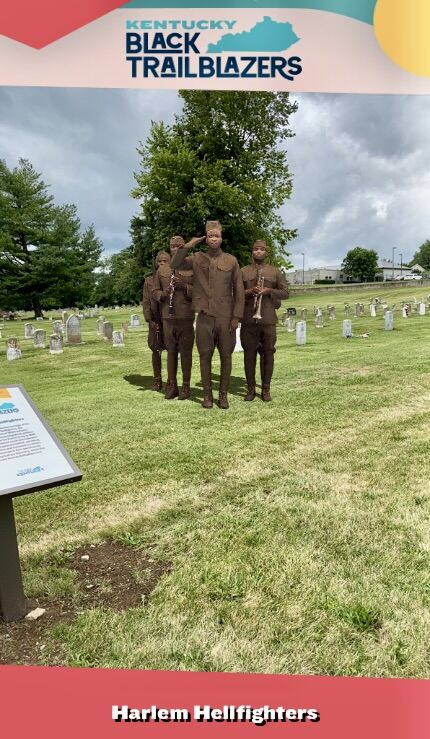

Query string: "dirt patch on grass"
[0, 541, 171, 666]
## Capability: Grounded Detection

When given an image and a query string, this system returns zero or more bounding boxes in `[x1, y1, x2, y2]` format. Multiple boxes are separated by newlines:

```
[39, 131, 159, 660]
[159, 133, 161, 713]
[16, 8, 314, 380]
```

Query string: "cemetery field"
[1, 283, 430, 676]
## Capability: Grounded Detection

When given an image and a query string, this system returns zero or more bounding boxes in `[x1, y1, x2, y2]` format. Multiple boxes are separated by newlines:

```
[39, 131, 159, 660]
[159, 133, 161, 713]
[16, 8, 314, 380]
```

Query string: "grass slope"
[1, 284, 430, 676]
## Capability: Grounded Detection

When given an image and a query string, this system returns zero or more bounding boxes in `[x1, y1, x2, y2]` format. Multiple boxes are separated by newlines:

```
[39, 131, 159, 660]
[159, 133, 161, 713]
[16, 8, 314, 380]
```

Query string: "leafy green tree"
[131, 91, 297, 268]
[342, 247, 378, 282]
[411, 239, 430, 271]
[0, 159, 102, 315]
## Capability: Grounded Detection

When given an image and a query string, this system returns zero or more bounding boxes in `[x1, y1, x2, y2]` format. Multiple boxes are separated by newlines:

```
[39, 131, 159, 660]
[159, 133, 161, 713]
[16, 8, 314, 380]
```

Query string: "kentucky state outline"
[206, 16, 300, 53]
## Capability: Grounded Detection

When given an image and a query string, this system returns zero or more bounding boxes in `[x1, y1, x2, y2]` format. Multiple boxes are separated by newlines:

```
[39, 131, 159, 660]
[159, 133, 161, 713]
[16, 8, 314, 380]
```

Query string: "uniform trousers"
[162, 318, 194, 385]
[148, 324, 163, 378]
[240, 322, 277, 388]
[196, 313, 236, 394]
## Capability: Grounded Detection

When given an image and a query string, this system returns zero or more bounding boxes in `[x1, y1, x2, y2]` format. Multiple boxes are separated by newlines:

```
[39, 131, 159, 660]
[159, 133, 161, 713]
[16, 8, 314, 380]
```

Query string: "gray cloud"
[0, 87, 181, 255]
[285, 93, 430, 269]
[1, 88, 429, 269]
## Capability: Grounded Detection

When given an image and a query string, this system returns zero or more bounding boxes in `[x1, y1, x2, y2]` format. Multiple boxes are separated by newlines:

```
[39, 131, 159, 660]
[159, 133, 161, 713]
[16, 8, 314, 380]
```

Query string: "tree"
[92, 216, 158, 307]
[131, 91, 297, 268]
[412, 239, 430, 271]
[0, 159, 102, 315]
[342, 247, 378, 282]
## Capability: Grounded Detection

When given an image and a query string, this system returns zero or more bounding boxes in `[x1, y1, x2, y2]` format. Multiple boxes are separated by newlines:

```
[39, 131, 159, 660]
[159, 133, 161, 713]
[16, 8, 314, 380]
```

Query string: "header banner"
[1, 1, 430, 92]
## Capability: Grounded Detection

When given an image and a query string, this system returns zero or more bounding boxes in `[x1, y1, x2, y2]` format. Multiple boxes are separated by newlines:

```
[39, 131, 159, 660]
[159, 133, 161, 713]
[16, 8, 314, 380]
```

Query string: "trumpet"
[252, 271, 265, 321]
[168, 270, 175, 318]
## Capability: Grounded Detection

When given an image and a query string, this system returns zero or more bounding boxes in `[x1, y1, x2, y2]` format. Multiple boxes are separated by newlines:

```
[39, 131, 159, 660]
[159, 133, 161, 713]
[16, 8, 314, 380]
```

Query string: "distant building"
[376, 260, 424, 280]
[288, 260, 425, 284]
[288, 265, 355, 285]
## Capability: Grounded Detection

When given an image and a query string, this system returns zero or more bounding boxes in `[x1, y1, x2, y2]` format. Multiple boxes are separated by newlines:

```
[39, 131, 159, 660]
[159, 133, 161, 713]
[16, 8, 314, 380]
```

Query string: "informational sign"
[0, 385, 82, 498]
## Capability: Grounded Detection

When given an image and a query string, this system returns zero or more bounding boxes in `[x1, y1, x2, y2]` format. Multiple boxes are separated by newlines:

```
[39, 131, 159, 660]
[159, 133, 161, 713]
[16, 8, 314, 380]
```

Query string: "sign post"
[0, 385, 82, 622]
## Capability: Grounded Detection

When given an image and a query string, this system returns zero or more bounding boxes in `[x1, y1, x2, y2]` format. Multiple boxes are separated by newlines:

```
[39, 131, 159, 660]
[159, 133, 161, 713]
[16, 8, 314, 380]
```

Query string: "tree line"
[3, 91, 428, 314]
[0, 91, 298, 315]
[341, 244, 430, 283]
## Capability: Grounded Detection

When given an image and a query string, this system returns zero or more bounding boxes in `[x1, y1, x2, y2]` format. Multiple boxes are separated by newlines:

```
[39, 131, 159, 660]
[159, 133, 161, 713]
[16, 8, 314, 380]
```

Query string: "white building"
[288, 265, 353, 285]
[288, 260, 425, 284]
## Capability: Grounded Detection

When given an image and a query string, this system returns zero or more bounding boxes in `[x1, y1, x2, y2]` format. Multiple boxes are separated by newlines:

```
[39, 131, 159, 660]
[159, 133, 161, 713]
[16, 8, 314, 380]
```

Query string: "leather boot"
[261, 385, 272, 402]
[152, 376, 162, 392]
[164, 382, 179, 399]
[244, 386, 256, 401]
[202, 392, 213, 409]
[218, 391, 229, 409]
[178, 383, 190, 400]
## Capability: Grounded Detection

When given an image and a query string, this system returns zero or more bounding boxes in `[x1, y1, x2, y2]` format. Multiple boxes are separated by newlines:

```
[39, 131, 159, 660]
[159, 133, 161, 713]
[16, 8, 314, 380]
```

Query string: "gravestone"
[296, 321, 307, 346]
[234, 326, 243, 352]
[49, 334, 63, 355]
[315, 313, 324, 328]
[327, 305, 336, 320]
[130, 314, 140, 328]
[121, 322, 129, 333]
[385, 311, 394, 331]
[103, 321, 113, 341]
[62, 311, 69, 325]
[402, 306, 409, 318]
[66, 315, 82, 344]
[342, 319, 353, 338]
[354, 303, 361, 317]
[112, 330, 125, 347]
[369, 304, 377, 318]
[96, 318, 105, 336]
[418, 302, 426, 316]
[52, 320, 63, 337]
[300, 308, 307, 321]
[6, 337, 21, 361]
[344, 303, 351, 316]
[24, 323, 34, 339]
[33, 329, 46, 348]
[286, 317, 296, 333]
[36, 317, 44, 321]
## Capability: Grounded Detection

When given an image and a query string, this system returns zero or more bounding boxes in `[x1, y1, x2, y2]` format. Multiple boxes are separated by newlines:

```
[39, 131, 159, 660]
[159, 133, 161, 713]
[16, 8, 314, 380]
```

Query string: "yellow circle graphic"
[374, 0, 430, 77]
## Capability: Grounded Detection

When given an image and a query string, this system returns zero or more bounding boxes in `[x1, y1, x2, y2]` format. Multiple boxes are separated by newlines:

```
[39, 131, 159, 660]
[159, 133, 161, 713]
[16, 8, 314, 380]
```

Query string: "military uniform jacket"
[142, 276, 160, 323]
[241, 263, 289, 325]
[152, 265, 194, 321]
[171, 249, 245, 320]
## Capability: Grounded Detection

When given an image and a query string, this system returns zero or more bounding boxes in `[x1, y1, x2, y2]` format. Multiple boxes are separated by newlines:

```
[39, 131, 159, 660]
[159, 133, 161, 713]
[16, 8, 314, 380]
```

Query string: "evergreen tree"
[0, 159, 102, 314]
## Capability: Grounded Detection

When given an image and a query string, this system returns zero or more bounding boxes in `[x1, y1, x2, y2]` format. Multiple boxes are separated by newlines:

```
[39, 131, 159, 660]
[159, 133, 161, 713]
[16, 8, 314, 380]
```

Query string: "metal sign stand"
[0, 495, 26, 621]
[0, 384, 82, 623]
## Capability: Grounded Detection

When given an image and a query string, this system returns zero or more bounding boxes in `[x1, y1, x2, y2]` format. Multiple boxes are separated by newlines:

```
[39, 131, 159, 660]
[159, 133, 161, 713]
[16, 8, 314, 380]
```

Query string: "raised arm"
[170, 236, 205, 269]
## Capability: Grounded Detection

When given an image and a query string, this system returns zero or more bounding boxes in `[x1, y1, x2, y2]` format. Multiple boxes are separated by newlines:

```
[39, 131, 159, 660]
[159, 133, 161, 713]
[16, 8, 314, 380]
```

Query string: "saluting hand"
[184, 236, 205, 249]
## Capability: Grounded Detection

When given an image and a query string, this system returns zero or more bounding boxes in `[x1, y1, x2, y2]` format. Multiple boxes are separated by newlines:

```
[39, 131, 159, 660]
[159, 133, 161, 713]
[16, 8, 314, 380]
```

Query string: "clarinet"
[168, 270, 175, 318]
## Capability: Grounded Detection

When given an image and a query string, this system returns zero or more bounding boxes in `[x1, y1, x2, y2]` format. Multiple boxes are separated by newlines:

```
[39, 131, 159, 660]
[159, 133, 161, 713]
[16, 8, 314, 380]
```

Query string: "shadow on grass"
[123, 373, 247, 403]
[124, 374, 159, 392]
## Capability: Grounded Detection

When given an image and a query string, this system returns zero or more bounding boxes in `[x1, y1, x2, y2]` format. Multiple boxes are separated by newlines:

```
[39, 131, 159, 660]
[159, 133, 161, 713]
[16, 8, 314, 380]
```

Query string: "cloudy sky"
[1, 87, 430, 270]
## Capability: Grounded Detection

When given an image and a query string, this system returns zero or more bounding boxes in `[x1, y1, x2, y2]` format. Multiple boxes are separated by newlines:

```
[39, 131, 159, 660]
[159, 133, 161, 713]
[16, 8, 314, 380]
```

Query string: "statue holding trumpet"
[240, 240, 289, 402]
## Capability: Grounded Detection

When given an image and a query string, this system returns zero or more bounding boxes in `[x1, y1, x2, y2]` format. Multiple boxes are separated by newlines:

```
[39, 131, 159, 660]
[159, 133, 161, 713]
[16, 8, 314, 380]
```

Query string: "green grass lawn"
[1, 283, 430, 676]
